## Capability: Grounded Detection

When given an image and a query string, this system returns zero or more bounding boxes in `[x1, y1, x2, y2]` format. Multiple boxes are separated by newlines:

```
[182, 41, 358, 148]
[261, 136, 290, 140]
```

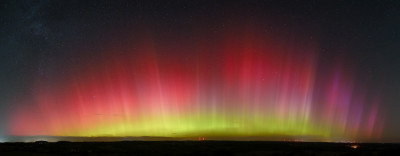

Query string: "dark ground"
[0, 141, 399, 156]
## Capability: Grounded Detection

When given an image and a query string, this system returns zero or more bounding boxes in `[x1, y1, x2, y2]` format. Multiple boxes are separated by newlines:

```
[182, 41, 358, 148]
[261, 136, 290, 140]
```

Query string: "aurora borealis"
[1, 1, 399, 142]
[8, 25, 383, 141]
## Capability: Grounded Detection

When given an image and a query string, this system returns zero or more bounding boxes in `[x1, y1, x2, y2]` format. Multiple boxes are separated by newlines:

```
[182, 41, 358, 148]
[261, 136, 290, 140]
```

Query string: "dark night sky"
[1, 0, 400, 142]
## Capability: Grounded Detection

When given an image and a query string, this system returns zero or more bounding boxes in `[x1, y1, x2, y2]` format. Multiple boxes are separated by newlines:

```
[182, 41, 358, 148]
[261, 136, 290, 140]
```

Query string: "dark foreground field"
[0, 141, 399, 156]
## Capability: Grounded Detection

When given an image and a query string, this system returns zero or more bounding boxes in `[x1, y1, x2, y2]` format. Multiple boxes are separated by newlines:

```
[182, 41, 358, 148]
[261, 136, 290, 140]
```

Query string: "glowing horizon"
[7, 28, 383, 141]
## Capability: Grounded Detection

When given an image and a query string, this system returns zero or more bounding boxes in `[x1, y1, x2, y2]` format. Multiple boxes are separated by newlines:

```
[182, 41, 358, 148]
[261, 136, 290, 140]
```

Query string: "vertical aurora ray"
[8, 26, 384, 141]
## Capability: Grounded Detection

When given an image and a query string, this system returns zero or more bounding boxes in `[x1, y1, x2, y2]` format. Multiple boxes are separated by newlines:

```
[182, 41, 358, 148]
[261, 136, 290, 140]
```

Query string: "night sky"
[1, 0, 400, 142]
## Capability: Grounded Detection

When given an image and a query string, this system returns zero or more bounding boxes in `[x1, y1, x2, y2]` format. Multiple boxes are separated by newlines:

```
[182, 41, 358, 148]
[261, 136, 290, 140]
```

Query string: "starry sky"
[0, 0, 400, 142]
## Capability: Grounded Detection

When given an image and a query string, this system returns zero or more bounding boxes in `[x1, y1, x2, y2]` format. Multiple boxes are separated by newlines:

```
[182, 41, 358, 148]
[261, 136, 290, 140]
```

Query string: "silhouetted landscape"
[0, 141, 399, 156]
